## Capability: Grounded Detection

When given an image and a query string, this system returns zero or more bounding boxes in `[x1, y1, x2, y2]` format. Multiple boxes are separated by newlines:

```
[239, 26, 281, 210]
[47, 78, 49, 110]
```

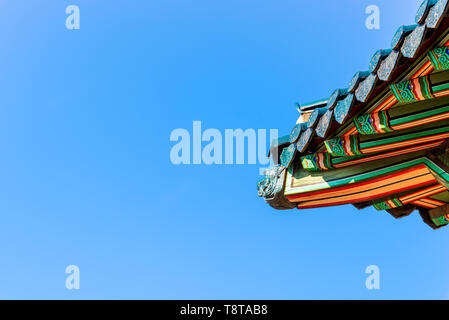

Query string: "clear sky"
[0, 0, 447, 299]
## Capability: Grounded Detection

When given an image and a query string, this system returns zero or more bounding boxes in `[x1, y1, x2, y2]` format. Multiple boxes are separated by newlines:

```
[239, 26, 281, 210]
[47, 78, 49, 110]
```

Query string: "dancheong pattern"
[258, 1, 449, 229]
[432, 214, 449, 226]
[428, 45, 449, 70]
[390, 75, 434, 103]
[300, 153, 333, 171]
[354, 111, 393, 135]
[324, 135, 361, 157]
[372, 197, 403, 211]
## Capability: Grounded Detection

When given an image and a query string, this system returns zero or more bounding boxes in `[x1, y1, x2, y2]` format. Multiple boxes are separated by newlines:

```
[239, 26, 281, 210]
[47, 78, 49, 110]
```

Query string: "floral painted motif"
[390, 75, 434, 103]
[324, 135, 362, 157]
[300, 152, 333, 172]
[354, 111, 393, 135]
[428, 46, 449, 71]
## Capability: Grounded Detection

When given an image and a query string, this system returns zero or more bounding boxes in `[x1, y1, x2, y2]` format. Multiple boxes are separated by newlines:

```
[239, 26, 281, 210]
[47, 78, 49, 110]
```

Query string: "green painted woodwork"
[285, 154, 449, 196]
[372, 197, 403, 210]
[354, 111, 393, 135]
[428, 45, 449, 70]
[360, 123, 449, 149]
[300, 153, 333, 172]
[390, 104, 449, 126]
[324, 135, 361, 157]
[390, 76, 434, 103]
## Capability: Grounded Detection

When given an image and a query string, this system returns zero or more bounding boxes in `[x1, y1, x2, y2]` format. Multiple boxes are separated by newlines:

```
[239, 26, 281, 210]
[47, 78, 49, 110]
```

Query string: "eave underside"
[258, 0, 449, 229]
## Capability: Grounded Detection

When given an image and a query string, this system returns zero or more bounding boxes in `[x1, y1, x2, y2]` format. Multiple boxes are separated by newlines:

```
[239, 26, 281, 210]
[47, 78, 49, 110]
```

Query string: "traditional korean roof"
[258, 0, 449, 229]
[290, 0, 449, 155]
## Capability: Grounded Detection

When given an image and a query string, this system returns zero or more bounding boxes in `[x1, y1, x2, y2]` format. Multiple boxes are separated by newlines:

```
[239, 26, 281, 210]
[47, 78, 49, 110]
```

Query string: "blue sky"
[0, 0, 446, 299]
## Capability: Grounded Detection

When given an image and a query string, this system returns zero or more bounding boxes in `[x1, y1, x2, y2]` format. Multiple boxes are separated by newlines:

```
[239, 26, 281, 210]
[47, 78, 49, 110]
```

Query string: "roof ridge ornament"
[257, 166, 295, 210]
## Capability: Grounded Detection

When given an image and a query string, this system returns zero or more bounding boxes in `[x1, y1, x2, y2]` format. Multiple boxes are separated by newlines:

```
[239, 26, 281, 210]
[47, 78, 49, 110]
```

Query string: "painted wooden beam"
[425, 202, 449, 227]
[389, 70, 449, 105]
[301, 141, 443, 172]
[290, 165, 438, 209]
[372, 183, 447, 210]
[285, 154, 449, 196]
[428, 45, 449, 70]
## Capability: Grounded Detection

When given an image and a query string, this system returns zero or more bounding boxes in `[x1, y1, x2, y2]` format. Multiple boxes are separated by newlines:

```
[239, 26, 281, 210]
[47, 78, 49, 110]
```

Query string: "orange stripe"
[383, 97, 398, 110]
[433, 89, 449, 97]
[412, 61, 434, 78]
[412, 200, 437, 208]
[412, 78, 424, 100]
[344, 127, 358, 136]
[297, 173, 435, 208]
[373, 95, 396, 112]
[412, 197, 445, 208]
[288, 165, 429, 200]
[401, 184, 446, 203]
[420, 64, 434, 76]
[290, 166, 431, 202]
[419, 198, 446, 206]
